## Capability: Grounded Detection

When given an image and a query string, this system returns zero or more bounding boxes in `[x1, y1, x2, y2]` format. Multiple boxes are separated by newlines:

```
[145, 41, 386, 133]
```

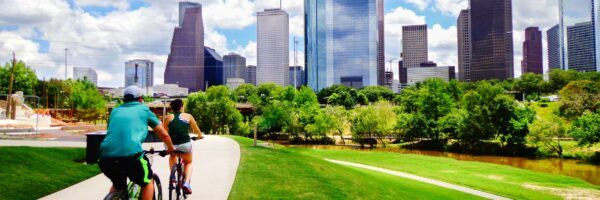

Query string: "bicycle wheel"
[169, 164, 183, 200]
[153, 174, 162, 200]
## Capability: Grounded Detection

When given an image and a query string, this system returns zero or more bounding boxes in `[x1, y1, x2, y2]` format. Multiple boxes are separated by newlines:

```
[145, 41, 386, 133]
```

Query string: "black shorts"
[99, 153, 153, 190]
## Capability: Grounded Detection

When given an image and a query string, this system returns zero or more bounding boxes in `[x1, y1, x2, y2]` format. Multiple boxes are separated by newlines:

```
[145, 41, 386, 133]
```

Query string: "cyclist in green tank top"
[163, 99, 203, 195]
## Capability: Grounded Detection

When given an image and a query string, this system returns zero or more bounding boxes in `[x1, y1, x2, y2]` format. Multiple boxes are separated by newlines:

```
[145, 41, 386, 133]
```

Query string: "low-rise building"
[226, 78, 246, 90]
[152, 84, 189, 97]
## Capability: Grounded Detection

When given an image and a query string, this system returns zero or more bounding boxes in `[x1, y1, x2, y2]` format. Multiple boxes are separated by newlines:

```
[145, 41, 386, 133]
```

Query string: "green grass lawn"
[531, 101, 561, 123]
[227, 136, 483, 200]
[0, 147, 100, 200]
[290, 147, 600, 200]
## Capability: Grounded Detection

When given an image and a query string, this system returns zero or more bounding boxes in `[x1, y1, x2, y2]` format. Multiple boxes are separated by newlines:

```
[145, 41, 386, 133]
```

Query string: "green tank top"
[168, 112, 191, 145]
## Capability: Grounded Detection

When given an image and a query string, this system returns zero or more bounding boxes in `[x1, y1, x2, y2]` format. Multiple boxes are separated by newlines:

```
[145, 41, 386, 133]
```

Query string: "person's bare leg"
[182, 153, 193, 183]
[169, 154, 176, 171]
[109, 185, 116, 193]
[140, 179, 154, 200]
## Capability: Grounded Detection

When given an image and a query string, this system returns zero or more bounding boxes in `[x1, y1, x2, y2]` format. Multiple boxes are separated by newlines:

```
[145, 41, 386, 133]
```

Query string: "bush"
[539, 103, 548, 108]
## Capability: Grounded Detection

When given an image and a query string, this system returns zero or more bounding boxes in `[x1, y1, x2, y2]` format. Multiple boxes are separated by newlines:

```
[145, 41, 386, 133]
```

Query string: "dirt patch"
[523, 183, 600, 200]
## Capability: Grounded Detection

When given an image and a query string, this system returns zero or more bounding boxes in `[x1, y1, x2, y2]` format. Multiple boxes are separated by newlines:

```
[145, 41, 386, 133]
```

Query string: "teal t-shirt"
[100, 102, 161, 158]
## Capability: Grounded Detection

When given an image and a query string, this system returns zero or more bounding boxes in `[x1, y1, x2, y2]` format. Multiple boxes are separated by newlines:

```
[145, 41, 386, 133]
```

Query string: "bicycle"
[103, 148, 167, 200]
[169, 136, 200, 200]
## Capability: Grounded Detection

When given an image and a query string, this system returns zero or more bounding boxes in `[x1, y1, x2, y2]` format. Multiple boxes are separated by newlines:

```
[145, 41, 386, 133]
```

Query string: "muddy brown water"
[288, 145, 600, 185]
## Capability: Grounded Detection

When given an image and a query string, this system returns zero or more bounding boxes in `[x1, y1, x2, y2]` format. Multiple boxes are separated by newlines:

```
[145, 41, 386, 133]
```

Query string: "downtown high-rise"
[73, 67, 98, 85]
[125, 59, 154, 88]
[165, 2, 205, 92]
[257, 8, 289, 86]
[559, 0, 600, 72]
[204, 47, 224, 88]
[457, 9, 472, 81]
[223, 53, 247, 82]
[547, 25, 561, 69]
[402, 25, 428, 68]
[305, 0, 385, 91]
[469, 0, 514, 81]
[521, 27, 543, 74]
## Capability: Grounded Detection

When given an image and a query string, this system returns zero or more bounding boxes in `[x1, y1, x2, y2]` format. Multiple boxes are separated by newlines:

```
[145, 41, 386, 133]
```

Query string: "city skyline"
[0, 0, 576, 87]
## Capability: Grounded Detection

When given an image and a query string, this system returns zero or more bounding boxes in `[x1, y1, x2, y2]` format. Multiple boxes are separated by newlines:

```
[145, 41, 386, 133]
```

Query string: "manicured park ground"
[228, 136, 483, 200]
[0, 147, 99, 200]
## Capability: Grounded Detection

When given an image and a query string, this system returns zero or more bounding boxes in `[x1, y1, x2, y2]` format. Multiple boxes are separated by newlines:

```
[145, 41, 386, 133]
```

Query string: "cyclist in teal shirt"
[99, 86, 175, 200]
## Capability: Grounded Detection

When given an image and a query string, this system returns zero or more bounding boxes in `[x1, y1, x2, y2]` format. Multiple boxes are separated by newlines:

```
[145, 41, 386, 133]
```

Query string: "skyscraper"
[73, 67, 98, 85]
[165, 2, 205, 92]
[223, 53, 247, 81]
[257, 8, 289, 86]
[204, 47, 224, 88]
[305, 0, 385, 91]
[289, 66, 306, 87]
[470, 0, 514, 81]
[246, 65, 257, 85]
[402, 25, 428, 68]
[559, 0, 600, 72]
[522, 27, 543, 74]
[457, 9, 472, 81]
[547, 24, 561, 69]
[125, 59, 154, 88]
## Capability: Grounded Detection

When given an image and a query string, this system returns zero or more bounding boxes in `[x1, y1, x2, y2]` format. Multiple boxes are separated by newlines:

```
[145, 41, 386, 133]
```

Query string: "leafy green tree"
[234, 84, 257, 103]
[548, 69, 580, 92]
[279, 86, 297, 102]
[305, 109, 335, 139]
[527, 117, 568, 157]
[186, 90, 243, 135]
[317, 85, 350, 104]
[294, 86, 318, 108]
[325, 106, 350, 144]
[359, 86, 395, 103]
[206, 85, 232, 101]
[514, 73, 545, 100]
[352, 102, 396, 147]
[67, 80, 106, 122]
[558, 80, 600, 119]
[570, 111, 600, 147]
[256, 101, 290, 139]
[395, 112, 428, 142]
[186, 93, 212, 133]
[0, 61, 38, 95]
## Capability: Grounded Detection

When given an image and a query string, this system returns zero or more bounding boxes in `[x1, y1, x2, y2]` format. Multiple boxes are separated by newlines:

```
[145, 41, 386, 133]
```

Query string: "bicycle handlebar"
[144, 148, 187, 157]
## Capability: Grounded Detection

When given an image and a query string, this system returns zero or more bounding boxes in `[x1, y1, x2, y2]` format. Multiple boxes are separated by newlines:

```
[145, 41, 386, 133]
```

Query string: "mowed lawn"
[0, 147, 100, 200]
[291, 148, 600, 200]
[227, 136, 482, 200]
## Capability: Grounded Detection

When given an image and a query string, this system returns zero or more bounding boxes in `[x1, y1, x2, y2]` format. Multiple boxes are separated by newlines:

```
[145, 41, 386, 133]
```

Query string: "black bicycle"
[103, 148, 167, 200]
[168, 150, 190, 200]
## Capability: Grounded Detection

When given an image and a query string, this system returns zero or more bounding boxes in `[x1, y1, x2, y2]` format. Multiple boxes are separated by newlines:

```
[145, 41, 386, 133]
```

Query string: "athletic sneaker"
[182, 182, 192, 195]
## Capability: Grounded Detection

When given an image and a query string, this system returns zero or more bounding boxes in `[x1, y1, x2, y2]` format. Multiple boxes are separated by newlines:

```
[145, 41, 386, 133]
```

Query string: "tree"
[527, 117, 568, 157]
[548, 69, 580, 92]
[256, 101, 290, 139]
[359, 86, 395, 103]
[67, 80, 106, 122]
[352, 102, 396, 147]
[514, 73, 545, 100]
[558, 80, 600, 119]
[0, 61, 38, 95]
[294, 86, 318, 108]
[305, 109, 335, 140]
[325, 106, 350, 144]
[186, 93, 212, 133]
[234, 84, 257, 103]
[570, 111, 600, 147]
[186, 91, 243, 135]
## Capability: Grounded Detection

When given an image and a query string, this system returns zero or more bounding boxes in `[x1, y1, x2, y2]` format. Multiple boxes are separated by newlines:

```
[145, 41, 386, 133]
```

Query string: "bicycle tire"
[169, 163, 182, 200]
[153, 173, 162, 200]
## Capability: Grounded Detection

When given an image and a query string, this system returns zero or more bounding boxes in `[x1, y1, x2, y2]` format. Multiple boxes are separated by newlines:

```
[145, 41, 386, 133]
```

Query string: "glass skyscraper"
[204, 47, 224, 88]
[305, 0, 384, 91]
[559, 0, 600, 72]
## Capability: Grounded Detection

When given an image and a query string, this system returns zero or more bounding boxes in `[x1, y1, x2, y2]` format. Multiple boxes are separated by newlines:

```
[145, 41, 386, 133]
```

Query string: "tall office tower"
[377, 0, 385, 86]
[204, 47, 224, 88]
[245, 65, 257, 85]
[547, 24, 561, 69]
[289, 66, 306, 87]
[522, 27, 543, 75]
[257, 8, 289, 86]
[385, 71, 394, 86]
[470, 0, 514, 81]
[223, 53, 247, 81]
[305, 0, 385, 90]
[165, 2, 205, 92]
[73, 67, 98, 85]
[457, 9, 472, 81]
[559, 0, 600, 72]
[125, 59, 154, 88]
[402, 25, 428, 68]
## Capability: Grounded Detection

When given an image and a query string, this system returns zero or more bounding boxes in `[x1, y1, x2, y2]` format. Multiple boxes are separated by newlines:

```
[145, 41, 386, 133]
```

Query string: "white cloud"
[432, 0, 468, 17]
[75, 0, 130, 11]
[384, 6, 427, 77]
[406, 0, 431, 11]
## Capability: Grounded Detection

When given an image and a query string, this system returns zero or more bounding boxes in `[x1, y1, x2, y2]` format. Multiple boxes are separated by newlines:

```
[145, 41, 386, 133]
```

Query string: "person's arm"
[188, 115, 204, 139]
[163, 114, 172, 133]
[153, 125, 176, 153]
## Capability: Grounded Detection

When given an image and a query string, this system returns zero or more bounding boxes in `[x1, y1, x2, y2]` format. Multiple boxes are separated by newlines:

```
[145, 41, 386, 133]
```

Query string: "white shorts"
[167, 142, 193, 154]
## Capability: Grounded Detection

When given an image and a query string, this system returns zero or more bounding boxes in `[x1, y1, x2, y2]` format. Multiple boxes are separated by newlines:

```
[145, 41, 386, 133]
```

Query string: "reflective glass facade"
[559, 0, 600, 72]
[305, 0, 384, 91]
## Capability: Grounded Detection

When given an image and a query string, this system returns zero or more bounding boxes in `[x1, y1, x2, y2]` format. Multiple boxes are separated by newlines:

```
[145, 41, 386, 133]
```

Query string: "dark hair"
[170, 99, 183, 112]
[123, 94, 137, 103]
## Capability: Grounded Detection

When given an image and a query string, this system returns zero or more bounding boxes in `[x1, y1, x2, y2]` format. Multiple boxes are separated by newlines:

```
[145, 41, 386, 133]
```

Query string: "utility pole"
[5, 52, 16, 119]
[64, 48, 68, 80]
[134, 62, 139, 85]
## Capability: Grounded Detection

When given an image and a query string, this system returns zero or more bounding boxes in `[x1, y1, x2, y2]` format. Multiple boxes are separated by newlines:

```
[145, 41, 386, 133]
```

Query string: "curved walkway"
[24, 135, 241, 200]
[326, 159, 511, 200]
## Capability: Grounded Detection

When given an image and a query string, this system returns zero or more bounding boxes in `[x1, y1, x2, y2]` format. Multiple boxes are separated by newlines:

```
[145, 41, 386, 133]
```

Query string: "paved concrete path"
[326, 159, 511, 200]
[31, 135, 240, 200]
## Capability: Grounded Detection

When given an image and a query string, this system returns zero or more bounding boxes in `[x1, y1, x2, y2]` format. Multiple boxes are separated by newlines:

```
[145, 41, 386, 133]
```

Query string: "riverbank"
[0, 147, 99, 199]
[290, 146, 600, 199]
[227, 136, 483, 199]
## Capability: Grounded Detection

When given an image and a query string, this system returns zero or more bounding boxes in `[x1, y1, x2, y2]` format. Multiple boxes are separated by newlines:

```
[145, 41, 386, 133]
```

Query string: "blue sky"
[0, 0, 560, 87]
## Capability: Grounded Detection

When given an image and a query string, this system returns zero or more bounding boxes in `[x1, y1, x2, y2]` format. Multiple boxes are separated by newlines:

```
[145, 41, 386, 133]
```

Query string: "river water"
[288, 145, 600, 185]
